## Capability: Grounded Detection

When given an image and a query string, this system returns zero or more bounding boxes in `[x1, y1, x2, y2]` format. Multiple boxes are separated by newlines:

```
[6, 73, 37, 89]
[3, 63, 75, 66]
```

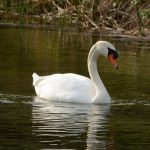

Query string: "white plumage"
[33, 73, 95, 103]
[32, 41, 118, 103]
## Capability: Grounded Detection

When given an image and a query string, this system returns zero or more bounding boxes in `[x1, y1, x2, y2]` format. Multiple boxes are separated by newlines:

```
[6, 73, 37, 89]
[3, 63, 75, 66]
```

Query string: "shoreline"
[0, 0, 149, 39]
[0, 22, 150, 41]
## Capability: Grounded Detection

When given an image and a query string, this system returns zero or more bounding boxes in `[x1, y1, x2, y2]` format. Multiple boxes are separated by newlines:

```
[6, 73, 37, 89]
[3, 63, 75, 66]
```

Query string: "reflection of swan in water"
[32, 97, 110, 149]
[86, 104, 110, 150]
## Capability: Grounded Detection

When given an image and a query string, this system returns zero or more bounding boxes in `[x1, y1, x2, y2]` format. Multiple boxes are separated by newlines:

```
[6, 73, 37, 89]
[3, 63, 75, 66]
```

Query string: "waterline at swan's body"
[33, 73, 111, 103]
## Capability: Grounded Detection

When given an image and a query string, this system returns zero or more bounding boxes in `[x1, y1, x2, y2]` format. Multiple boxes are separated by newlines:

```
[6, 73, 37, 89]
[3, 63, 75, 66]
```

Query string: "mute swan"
[32, 41, 118, 103]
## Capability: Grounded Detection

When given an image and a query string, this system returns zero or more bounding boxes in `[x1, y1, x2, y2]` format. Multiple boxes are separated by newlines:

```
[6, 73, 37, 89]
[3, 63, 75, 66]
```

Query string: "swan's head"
[95, 41, 119, 69]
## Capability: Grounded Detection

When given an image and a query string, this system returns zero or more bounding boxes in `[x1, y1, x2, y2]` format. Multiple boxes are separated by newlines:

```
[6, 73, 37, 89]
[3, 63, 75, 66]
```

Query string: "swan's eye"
[108, 47, 118, 59]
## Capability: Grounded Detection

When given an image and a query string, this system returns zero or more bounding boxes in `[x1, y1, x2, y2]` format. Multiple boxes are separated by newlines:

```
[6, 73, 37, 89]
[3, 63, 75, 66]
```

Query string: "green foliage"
[141, 9, 150, 20]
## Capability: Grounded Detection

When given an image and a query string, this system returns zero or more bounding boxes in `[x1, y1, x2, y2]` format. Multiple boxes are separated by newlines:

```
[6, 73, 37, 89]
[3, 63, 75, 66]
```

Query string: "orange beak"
[108, 54, 118, 69]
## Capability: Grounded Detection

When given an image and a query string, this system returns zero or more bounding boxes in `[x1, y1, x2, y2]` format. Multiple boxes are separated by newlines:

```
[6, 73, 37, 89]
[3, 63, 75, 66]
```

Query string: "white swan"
[32, 41, 118, 103]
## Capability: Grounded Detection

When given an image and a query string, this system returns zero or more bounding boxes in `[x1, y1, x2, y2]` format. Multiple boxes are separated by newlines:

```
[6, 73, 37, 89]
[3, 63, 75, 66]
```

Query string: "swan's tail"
[32, 73, 40, 86]
[32, 72, 47, 86]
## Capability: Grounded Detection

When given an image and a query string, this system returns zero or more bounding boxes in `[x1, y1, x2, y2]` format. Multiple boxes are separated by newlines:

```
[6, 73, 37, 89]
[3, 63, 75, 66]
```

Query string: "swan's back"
[32, 73, 95, 103]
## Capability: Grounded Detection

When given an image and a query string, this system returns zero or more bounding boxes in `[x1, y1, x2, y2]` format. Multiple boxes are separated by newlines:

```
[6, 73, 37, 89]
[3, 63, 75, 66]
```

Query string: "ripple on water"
[112, 98, 150, 106]
[0, 93, 33, 104]
[31, 96, 111, 149]
[0, 93, 150, 149]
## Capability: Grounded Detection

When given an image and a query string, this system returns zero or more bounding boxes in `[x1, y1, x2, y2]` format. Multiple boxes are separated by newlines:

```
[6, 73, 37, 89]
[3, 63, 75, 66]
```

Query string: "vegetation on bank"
[0, 0, 149, 35]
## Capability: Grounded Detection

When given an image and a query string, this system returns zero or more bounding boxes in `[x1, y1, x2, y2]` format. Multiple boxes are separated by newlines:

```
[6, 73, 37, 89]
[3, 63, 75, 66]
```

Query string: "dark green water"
[0, 27, 150, 150]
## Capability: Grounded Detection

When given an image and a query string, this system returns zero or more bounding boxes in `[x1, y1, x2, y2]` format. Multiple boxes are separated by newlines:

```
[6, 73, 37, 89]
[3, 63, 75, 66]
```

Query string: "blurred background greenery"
[0, 0, 149, 35]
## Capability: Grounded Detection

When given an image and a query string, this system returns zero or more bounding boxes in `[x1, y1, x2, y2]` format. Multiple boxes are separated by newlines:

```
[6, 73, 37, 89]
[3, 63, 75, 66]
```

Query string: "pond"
[0, 27, 150, 150]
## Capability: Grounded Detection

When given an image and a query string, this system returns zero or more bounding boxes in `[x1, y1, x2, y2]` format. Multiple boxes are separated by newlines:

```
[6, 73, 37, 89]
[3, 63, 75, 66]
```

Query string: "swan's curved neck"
[88, 45, 109, 102]
[88, 46, 103, 89]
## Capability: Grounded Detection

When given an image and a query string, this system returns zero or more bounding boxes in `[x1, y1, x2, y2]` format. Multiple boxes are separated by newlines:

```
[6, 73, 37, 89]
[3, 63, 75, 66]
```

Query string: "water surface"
[0, 27, 150, 150]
